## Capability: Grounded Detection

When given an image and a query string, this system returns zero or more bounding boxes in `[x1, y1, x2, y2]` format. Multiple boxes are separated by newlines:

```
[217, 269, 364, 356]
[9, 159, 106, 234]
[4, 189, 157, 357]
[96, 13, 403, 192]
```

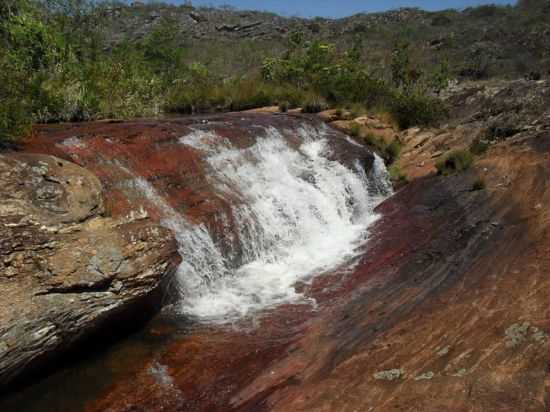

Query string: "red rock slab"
[83, 135, 550, 412]
[25, 114, 372, 264]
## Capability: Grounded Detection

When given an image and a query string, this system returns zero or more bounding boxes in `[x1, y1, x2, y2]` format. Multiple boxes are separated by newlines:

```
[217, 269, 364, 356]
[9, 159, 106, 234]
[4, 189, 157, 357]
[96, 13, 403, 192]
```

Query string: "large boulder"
[0, 153, 179, 388]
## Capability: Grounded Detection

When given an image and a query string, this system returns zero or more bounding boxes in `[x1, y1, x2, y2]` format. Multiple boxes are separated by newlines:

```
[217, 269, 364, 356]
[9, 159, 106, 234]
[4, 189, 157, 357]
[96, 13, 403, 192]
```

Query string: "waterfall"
[129, 123, 392, 324]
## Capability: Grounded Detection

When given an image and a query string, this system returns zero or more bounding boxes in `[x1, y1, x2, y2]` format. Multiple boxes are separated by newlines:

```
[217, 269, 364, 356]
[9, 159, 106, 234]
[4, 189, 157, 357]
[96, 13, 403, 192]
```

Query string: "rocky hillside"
[37, 76, 550, 412]
[101, 0, 550, 78]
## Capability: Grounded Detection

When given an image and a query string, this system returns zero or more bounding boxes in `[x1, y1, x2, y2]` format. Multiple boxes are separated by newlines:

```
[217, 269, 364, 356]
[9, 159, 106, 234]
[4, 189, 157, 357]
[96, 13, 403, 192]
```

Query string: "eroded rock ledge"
[0, 153, 179, 388]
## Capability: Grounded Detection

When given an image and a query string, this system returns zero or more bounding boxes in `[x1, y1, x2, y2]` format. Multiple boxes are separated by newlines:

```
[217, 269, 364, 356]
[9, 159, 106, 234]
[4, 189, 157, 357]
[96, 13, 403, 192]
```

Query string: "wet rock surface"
[0, 154, 178, 388]
[2, 82, 550, 411]
[25, 113, 373, 271]
[68, 125, 550, 412]
[77, 83, 550, 411]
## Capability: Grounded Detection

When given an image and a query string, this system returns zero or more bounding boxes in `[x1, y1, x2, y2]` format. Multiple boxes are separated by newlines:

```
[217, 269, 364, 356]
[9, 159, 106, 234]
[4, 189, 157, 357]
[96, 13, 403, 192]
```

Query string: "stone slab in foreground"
[0, 153, 179, 388]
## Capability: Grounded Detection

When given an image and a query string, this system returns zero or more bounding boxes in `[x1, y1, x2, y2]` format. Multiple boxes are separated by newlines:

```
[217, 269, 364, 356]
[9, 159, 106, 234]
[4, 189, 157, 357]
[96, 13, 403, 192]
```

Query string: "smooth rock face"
[0, 153, 178, 388]
[69, 82, 550, 412]
[77, 129, 550, 412]
[4, 87, 550, 411]
[26, 114, 374, 276]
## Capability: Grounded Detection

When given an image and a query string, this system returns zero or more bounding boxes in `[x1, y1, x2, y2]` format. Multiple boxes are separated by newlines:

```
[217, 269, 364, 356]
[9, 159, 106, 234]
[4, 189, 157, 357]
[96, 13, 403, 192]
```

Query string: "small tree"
[390, 41, 421, 90]
[430, 58, 451, 93]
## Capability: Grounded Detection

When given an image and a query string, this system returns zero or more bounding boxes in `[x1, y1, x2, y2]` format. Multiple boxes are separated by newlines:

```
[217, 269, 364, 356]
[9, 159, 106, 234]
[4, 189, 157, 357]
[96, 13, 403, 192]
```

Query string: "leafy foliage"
[0, 0, 449, 143]
[389, 163, 408, 186]
[469, 138, 490, 155]
[261, 36, 447, 128]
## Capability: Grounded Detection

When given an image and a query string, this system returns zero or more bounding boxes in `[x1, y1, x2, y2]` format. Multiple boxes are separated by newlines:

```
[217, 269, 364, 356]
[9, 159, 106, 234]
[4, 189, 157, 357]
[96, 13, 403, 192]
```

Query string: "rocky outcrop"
[0, 153, 178, 388]
[3, 81, 550, 411]
[23, 114, 373, 272]
[395, 78, 550, 180]
[65, 79, 550, 412]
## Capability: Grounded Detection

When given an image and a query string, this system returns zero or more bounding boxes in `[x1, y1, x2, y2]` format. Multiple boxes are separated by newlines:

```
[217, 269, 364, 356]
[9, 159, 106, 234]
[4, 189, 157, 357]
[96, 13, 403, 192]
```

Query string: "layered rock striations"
[79, 80, 550, 412]
[2, 81, 550, 411]
[0, 153, 179, 388]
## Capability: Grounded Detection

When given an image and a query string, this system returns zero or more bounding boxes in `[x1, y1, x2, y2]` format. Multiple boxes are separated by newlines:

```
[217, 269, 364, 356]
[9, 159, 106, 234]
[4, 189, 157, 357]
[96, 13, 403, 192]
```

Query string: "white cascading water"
[129, 123, 392, 324]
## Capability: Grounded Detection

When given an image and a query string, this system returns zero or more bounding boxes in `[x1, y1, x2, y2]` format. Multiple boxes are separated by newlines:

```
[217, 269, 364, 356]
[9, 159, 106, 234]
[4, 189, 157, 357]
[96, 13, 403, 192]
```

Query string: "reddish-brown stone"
[18, 109, 550, 411]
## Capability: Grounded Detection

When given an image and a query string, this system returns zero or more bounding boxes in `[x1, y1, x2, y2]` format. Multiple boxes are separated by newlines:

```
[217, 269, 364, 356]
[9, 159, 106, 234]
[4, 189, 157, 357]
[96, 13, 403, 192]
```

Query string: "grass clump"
[363, 133, 402, 165]
[436, 150, 474, 175]
[346, 103, 367, 119]
[301, 94, 328, 113]
[389, 163, 409, 186]
[388, 91, 447, 130]
[349, 122, 361, 137]
[364, 133, 388, 153]
[385, 140, 402, 164]
[278, 101, 290, 112]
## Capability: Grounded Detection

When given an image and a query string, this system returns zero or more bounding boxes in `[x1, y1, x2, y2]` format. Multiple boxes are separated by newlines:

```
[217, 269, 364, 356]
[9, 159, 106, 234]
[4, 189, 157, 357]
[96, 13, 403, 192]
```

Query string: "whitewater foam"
[129, 123, 392, 324]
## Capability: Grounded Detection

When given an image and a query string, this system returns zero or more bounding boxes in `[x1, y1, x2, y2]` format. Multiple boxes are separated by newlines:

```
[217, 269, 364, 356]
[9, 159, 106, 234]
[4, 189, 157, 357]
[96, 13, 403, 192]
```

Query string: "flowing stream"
[0, 117, 394, 412]
[130, 123, 392, 323]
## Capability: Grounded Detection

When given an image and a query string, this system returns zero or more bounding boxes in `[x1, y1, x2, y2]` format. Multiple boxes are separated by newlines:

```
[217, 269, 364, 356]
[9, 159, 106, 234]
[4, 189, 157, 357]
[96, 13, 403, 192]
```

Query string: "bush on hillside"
[0, 0, 451, 141]
[389, 163, 409, 186]
[388, 91, 447, 129]
[0, 55, 31, 144]
[469, 138, 490, 155]
[436, 150, 474, 175]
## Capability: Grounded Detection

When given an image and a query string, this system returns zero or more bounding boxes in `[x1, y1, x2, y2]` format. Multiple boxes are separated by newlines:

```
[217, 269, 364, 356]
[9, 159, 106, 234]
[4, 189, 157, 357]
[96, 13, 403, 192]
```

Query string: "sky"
[171, 0, 517, 18]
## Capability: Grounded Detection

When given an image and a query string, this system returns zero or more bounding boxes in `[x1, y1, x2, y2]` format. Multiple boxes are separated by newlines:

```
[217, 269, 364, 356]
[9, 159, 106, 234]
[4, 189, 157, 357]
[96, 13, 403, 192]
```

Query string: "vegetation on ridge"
[6, 0, 546, 142]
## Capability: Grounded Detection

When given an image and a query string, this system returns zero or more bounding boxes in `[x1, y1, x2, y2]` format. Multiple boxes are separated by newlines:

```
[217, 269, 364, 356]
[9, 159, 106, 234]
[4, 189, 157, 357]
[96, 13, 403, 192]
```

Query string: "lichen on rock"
[505, 322, 548, 348]
[373, 368, 405, 381]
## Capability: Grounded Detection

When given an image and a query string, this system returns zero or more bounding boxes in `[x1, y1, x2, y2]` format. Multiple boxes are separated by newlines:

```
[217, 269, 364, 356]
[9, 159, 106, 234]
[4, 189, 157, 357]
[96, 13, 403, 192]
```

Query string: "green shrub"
[260, 36, 446, 129]
[89, 58, 163, 119]
[346, 103, 367, 119]
[385, 140, 402, 164]
[362, 133, 402, 165]
[389, 164, 409, 185]
[164, 63, 223, 114]
[165, 76, 305, 114]
[467, 5, 505, 18]
[459, 53, 490, 80]
[279, 101, 289, 112]
[302, 95, 327, 113]
[0, 1, 59, 140]
[436, 150, 474, 175]
[0, 54, 32, 144]
[431, 14, 452, 26]
[388, 91, 447, 130]
[225, 79, 297, 111]
[349, 122, 361, 137]
[364, 133, 387, 153]
[138, 17, 186, 79]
